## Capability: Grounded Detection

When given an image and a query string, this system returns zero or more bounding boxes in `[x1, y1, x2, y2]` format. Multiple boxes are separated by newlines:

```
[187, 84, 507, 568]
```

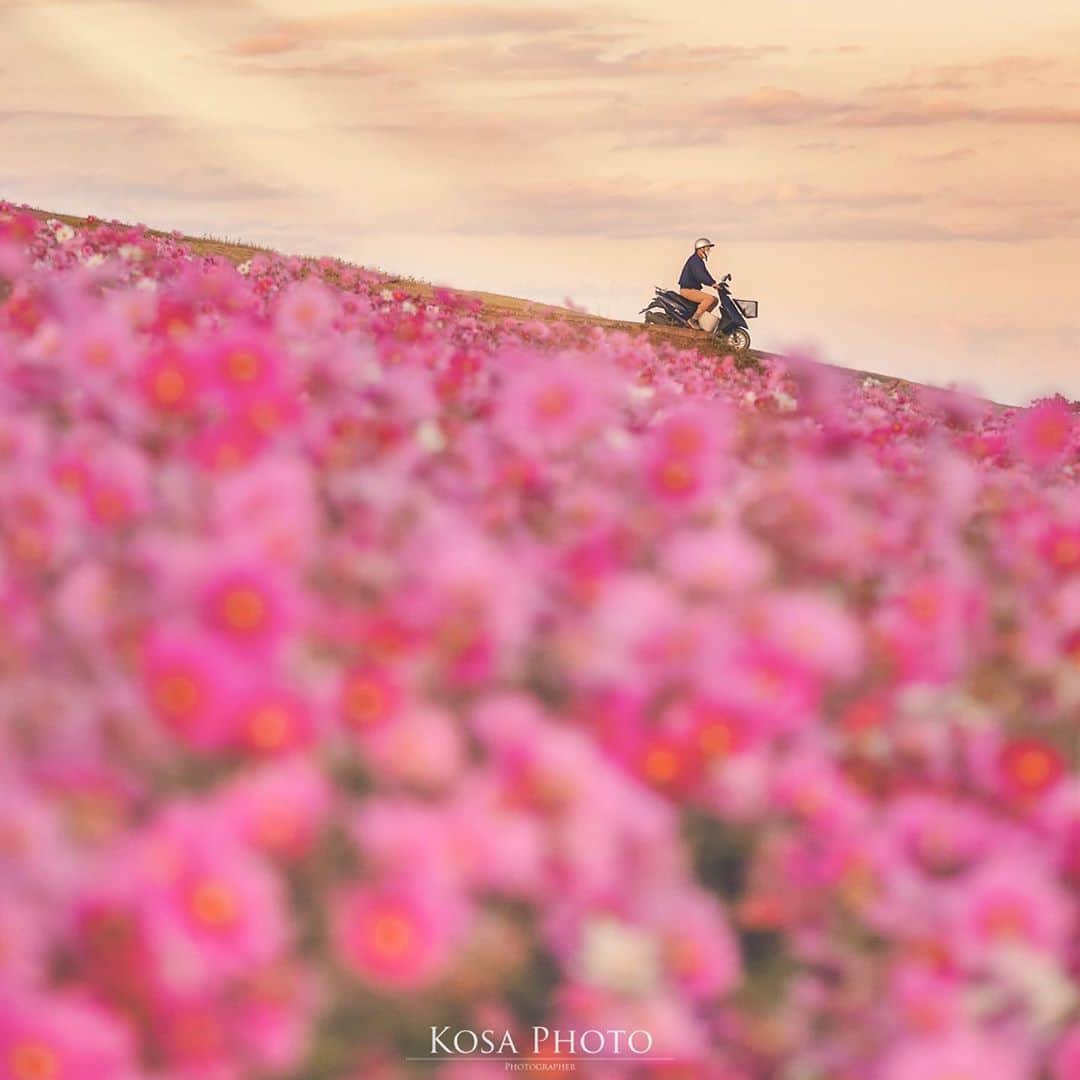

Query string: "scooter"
[641, 274, 757, 351]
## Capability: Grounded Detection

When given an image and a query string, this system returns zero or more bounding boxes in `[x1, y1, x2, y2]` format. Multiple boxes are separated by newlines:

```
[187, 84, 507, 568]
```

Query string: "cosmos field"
[0, 207, 1078, 1079]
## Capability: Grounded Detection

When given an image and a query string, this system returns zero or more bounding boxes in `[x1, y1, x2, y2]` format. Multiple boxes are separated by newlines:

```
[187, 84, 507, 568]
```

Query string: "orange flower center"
[154, 672, 201, 719]
[190, 881, 238, 927]
[1011, 748, 1054, 789]
[55, 466, 84, 492]
[699, 721, 735, 758]
[248, 401, 280, 432]
[644, 746, 680, 784]
[666, 423, 704, 455]
[1034, 417, 1068, 451]
[1050, 535, 1080, 569]
[984, 903, 1026, 940]
[371, 913, 414, 957]
[906, 589, 941, 624]
[343, 678, 387, 727]
[659, 458, 695, 493]
[248, 704, 291, 749]
[10, 1043, 60, 1080]
[536, 385, 571, 419]
[665, 935, 702, 977]
[220, 587, 267, 632]
[256, 809, 298, 850]
[84, 341, 113, 368]
[90, 488, 126, 523]
[226, 350, 260, 382]
[153, 367, 187, 405]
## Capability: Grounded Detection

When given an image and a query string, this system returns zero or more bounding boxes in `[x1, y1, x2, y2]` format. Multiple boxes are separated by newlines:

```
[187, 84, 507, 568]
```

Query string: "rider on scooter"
[679, 238, 718, 330]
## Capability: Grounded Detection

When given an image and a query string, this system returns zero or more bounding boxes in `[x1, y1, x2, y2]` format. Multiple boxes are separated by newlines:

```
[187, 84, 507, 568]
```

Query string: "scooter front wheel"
[720, 328, 751, 352]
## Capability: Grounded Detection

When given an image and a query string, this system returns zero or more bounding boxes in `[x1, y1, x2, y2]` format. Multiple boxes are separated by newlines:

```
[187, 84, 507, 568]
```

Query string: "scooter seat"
[661, 290, 699, 316]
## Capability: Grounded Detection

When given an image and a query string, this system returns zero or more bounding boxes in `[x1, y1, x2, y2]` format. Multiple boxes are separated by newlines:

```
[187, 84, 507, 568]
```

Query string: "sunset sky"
[2, 0, 1078, 403]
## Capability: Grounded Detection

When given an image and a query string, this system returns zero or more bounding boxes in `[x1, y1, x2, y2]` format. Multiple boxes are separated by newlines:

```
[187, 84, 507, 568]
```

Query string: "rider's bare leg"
[679, 288, 718, 326]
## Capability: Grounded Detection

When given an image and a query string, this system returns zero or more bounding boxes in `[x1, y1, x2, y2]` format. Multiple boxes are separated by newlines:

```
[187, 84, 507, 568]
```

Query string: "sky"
[2, 1, 1079, 405]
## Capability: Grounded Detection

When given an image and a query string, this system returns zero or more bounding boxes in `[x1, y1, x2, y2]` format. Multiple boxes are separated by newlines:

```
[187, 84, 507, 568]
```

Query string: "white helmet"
[694, 237, 715, 251]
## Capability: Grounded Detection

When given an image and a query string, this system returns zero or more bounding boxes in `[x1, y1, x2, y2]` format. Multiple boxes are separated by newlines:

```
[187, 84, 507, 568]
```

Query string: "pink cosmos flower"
[332, 879, 469, 991]
[886, 963, 967, 1037]
[1038, 520, 1080, 577]
[642, 403, 731, 505]
[997, 737, 1068, 803]
[883, 794, 997, 879]
[114, 805, 293, 994]
[139, 630, 243, 750]
[754, 588, 865, 683]
[215, 756, 333, 863]
[1011, 397, 1075, 470]
[136, 344, 206, 416]
[337, 664, 404, 737]
[78, 444, 152, 529]
[659, 525, 774, 596]
[878, 1027, 1031, 1080]
[0, 993, 139, 1080]
[1052, 1024, 1080, 1080]
[210, 458, 319, 565]
[60, 309, 137, 385]
[497, 355, 614, 453]
[945, 858, 1074, 962]
[359, 702, 467, 791]
[0, 893, 46, 991]
[200, 329, 284, 403]
[275, 277, 337, 338]
[197, 560, 296, 653]
[640, 887, 743, 1000]
[227, 683, 317, 756]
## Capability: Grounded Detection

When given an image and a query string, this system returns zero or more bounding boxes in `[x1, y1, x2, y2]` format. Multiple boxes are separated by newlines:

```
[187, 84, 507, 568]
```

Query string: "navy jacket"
[679, 253, 716, 290]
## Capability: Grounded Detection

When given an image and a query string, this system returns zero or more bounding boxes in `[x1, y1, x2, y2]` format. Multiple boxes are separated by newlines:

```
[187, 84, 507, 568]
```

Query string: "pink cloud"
[228, 4, 596, 57]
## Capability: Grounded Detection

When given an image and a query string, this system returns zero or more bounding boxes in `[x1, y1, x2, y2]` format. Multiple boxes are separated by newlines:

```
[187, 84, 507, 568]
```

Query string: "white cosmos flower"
[580, 916, 660, 995]
[415, 419, 447, 453]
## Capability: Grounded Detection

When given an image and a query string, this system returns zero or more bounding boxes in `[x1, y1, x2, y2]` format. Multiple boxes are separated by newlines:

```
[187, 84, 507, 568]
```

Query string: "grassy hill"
[17, 203, 971, 403]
